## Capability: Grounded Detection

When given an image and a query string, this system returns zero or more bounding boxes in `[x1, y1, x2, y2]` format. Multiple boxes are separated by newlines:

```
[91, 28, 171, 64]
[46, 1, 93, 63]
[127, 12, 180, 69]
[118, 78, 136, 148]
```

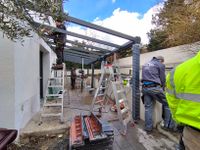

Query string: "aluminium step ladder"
[40, 63, 65, 123]
[90, 61, 132, 134]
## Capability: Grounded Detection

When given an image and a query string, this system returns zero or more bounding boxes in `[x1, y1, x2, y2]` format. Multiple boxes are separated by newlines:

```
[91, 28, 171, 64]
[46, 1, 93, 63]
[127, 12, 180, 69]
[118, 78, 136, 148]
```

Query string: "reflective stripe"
[166, 89, 200, 103]
[168, 68, 200, 103]
[170, 68, 176, 96]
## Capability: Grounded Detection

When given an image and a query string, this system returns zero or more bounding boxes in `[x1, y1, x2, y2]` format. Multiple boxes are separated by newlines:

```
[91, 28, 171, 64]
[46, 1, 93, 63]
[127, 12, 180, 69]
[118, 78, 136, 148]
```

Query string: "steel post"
[132, 44, 140, 121]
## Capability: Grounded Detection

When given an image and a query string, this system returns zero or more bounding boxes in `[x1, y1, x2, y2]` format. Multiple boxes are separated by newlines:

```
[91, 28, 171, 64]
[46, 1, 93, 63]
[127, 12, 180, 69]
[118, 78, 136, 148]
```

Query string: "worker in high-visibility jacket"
[166, 51, 200, 150]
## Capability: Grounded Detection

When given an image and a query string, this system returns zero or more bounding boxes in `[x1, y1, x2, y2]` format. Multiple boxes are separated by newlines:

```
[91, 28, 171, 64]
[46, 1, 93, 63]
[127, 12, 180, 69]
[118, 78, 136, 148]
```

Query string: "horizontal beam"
[32, 22, 121, 48]
[64, 55, 94, 64]
[64, 52, 93, 60]
[64, 49, 99, 58]
[65, 39, 110, 53]
[47, 40, 108, 54]
[65, 45, 103, 56]
[66, 16, 137, 41]
[90, 41, 135, 64]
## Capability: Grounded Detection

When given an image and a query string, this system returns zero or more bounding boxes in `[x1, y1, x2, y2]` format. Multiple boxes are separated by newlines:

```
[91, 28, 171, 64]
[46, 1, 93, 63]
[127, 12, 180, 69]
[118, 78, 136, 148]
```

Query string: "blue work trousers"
[142, 86, 174, 131]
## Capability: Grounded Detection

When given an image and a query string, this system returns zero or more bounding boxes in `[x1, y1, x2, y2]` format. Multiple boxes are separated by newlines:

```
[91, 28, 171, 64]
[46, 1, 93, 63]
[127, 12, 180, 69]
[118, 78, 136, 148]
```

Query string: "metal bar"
[47, 40, 109, 53]
[65, 39, 111, 53]
[64, 53, 92, 60]
[132, 44, 140, 121]
[32, 22, 121, 48]
[66, 16, 137, 41]
[82, 58, 84, 70]
[91, 64, 94, 88]
[90, 41, 134, 64]
[65, 45, 104, 56]
[64, 51, 97, 59]
[64, 49, 100, 58]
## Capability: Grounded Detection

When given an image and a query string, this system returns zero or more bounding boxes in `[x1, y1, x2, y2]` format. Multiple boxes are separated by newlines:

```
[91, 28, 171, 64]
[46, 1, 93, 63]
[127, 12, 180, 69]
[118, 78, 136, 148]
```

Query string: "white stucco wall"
[0, 33, 15, 128]
[0, 31, 56, 131]
[14, 33, 41, 129]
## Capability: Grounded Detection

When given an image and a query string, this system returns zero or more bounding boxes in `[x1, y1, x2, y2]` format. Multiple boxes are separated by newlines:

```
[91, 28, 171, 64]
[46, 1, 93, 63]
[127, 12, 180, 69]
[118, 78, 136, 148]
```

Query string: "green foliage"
[148, 0, 200, 50]
[0, 0, 65, 42]
[147, 29, 168, 51]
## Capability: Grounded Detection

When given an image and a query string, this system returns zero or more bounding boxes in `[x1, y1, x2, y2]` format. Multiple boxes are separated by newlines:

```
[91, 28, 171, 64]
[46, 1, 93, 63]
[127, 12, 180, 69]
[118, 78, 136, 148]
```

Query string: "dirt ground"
[8, 133, 69, 150]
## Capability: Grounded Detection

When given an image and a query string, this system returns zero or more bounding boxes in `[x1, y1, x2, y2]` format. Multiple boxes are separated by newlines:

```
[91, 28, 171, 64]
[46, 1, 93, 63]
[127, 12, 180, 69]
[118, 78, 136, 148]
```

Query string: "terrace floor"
[20, 80, 179, 150]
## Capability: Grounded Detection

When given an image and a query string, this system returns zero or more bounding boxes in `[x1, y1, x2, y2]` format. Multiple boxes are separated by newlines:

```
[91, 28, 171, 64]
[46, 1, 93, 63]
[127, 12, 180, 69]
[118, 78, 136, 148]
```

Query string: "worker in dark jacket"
[141, 56, 174, 132]
[42, 18, 66, 65]
[53, 19, 66, 65]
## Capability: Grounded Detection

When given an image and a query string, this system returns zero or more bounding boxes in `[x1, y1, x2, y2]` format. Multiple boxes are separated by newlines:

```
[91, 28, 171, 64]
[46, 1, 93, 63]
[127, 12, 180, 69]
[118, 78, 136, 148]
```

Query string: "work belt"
[142, 84, 160, 88]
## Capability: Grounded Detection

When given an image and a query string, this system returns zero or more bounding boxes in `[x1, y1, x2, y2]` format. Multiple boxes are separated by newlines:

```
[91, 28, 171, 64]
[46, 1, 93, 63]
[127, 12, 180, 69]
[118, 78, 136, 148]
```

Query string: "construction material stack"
[69, 113, 114, 150]
[40, 63, 65, 123]
[91, 61, 132, 135]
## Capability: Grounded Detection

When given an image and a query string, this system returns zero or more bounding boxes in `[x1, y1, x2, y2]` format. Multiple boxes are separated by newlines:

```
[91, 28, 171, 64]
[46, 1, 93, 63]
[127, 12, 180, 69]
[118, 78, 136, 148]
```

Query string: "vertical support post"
[91, 63, 94, 88]
[132, 44, 140, 121]
[87, 68, 89, 75]
[114, 53, 117, 63]
[82, 58, 84, 70]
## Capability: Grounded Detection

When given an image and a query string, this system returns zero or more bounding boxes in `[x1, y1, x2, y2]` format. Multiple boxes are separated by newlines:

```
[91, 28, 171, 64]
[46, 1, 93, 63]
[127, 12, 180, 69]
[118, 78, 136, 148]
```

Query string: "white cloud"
[67, 4, 163, 45]
[112, 0, 116, 3]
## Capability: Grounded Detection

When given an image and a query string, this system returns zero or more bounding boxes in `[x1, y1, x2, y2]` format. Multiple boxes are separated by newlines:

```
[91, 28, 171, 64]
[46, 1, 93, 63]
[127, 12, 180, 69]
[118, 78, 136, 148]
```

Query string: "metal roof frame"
[33, 15, 140, 64]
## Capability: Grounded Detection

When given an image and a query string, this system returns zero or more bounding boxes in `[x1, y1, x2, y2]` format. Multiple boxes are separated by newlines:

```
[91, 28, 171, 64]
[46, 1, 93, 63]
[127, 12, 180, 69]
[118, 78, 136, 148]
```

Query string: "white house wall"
[0, 32, 15, 128]
[0, 31, 57, 131]
[14, 33, 41, 129]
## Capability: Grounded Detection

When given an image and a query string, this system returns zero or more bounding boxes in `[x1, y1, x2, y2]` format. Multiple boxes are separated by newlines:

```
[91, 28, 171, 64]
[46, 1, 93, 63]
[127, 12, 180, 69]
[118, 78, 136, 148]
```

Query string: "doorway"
[39, 51, 43, 99]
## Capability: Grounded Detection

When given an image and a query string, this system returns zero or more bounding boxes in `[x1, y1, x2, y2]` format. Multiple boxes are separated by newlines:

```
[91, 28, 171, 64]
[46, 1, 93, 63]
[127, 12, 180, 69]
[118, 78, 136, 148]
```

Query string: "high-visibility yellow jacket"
[166, 51, 200, 130]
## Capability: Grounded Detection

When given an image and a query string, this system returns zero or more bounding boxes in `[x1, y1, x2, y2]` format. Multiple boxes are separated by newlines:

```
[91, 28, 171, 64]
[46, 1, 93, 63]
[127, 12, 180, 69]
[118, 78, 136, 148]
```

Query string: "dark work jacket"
[142, 58, 166, 87]
[53, 24, 66, 44]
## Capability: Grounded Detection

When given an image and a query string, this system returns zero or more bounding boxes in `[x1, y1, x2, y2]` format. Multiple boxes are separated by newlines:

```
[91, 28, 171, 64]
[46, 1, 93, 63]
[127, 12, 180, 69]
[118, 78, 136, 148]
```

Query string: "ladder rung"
[117, 90, 124, 93]
[113, 81, 122, 85]
[100, 86, 106, 90]
[121, 107, 129, 114]
[49, 77, 63, 80]
[114, 72, 120, 75]
[46, 94, 62, 97]
[41, 113, 61, 117]
[44, 103, 62, 107]
[48, 85, 63, 88]
[97, 93, 104, 97]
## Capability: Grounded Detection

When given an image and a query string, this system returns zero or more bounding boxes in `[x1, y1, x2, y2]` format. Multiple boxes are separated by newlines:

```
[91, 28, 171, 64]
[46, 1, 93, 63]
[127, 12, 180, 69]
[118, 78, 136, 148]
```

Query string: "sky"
[63, 0, 163, 44]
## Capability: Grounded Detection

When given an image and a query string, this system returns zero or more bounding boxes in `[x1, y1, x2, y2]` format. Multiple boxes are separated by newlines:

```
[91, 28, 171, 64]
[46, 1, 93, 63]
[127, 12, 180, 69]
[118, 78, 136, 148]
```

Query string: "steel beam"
[91, 64, 94, 88]
[47, 40, 107, 55]
[65, 45, 103, 56]
[66, 16, 137, 41]
[65, 39, 110, 53]
[64, 50, 99, 59]
[32, 22, 121, 48]
[64, 52, 92, 60]
[49, 43, 102, 58]
[90, 41, 134, 64]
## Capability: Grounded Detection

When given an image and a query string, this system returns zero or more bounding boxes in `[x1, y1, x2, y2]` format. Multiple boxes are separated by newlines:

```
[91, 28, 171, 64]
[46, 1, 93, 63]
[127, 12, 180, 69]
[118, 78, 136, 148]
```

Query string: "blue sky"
[64, 0, 161, 21]
[64, 0, 163, 44]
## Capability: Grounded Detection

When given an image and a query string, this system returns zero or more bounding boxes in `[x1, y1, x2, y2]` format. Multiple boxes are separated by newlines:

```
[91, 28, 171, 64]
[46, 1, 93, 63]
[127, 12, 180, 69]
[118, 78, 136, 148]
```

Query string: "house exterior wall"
[14, 33, 41, 129]
[0, 31, 56, 131]
[0, 32, 15, 128]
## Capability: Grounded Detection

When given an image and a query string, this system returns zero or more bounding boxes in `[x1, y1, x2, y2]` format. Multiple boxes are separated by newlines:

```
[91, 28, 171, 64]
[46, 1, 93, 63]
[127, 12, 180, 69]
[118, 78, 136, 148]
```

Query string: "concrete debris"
[137, 128, 175, 150]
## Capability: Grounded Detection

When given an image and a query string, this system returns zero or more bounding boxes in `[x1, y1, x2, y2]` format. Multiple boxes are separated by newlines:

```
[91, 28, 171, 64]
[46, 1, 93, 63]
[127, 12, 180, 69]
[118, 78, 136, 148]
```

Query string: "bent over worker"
[166, 51, 200, 150]
[141, 56, 174, 132]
